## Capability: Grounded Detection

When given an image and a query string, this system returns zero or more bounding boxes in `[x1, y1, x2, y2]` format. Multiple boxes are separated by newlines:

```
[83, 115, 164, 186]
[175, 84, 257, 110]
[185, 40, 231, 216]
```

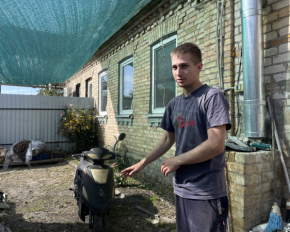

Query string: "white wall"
[0, 94, 94, 151]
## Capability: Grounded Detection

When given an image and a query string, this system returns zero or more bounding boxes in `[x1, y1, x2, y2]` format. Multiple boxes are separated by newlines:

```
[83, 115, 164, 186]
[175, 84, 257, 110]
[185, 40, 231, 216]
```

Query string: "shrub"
[59, 104, 98, 152]
[106, 140, 133, 186]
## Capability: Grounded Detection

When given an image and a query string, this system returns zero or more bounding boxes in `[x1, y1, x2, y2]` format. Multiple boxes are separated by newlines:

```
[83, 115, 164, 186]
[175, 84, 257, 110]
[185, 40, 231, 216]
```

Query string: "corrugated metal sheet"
[0, 94, 94, 151]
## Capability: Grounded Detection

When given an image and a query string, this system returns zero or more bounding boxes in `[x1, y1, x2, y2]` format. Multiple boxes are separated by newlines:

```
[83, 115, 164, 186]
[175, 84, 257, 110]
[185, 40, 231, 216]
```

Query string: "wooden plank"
[0, 158, 64, 167]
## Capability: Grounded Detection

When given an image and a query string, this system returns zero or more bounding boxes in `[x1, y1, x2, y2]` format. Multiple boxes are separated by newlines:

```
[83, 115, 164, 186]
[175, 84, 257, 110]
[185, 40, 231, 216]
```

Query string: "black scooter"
[71, 133, 126, 232]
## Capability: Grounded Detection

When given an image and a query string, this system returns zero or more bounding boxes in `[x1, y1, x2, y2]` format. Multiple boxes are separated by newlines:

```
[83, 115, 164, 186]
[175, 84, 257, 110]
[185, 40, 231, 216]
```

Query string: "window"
[119, 57, 134, 115]
[151, 35, 177, 114]
[98, 71, 108, 115]
[86, 78, 92, 98]
[76, 83, 80, 97]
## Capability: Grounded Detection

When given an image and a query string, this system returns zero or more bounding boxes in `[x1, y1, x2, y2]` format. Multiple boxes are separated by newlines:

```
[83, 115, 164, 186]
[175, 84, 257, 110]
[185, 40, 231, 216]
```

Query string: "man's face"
[171, 53, 202, 88]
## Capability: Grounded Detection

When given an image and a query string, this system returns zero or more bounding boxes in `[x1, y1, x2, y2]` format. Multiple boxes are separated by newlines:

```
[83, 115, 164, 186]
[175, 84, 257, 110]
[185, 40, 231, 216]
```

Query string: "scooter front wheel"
[93, 212, 107, 232]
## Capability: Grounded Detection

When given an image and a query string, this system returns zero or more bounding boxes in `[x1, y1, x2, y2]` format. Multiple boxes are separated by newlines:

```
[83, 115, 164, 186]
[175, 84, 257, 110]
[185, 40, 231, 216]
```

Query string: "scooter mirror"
[118, 133, 126, 141]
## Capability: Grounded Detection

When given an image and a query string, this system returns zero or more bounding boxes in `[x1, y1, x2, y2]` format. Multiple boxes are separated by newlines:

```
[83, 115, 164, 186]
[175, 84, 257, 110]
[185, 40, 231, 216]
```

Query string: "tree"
[37, 85, 63, 96]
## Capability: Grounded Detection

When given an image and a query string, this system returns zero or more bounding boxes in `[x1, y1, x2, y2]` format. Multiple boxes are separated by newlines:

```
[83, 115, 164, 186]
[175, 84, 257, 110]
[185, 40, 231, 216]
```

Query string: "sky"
[1, 85, 40, 95]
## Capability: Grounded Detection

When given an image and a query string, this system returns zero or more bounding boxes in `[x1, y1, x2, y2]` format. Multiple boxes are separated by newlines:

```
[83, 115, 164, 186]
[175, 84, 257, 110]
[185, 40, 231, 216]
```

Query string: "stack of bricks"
[225, 150, 282, 232]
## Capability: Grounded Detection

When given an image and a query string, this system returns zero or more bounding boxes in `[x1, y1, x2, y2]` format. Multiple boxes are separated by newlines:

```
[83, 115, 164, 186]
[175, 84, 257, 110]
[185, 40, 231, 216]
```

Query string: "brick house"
[62, 0, 290, 231]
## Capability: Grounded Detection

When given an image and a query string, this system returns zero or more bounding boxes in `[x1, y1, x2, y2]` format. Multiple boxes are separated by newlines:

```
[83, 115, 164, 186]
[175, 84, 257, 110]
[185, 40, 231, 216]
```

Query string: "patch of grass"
[21, 199, 46, 213]
[120, 206, 128, 211]
[149, 195, 157, 204]
[158, 220, 167, 228]
[146, 218, 152, 226]
[109, 217, 118, 224]
[138, 179, 151, 190]
[169, 223, 177, 231]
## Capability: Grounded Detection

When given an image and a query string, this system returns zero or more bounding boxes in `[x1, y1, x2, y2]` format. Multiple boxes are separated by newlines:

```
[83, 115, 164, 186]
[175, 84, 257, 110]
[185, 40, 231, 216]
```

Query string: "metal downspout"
[241, 0, 266, 138]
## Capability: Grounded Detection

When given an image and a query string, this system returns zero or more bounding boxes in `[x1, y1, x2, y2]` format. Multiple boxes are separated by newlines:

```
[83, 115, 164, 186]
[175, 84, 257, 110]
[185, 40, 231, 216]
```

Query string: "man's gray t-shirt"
[160, 84, 231, 200]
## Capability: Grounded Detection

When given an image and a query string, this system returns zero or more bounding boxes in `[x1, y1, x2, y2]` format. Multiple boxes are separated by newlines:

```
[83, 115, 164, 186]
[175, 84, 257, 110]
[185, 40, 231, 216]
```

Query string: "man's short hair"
[170, 43, 202, 65]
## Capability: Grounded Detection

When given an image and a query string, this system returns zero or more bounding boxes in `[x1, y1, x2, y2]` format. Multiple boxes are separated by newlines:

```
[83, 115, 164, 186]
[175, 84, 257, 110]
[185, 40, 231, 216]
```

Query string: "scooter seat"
[82, 147, 115, 161]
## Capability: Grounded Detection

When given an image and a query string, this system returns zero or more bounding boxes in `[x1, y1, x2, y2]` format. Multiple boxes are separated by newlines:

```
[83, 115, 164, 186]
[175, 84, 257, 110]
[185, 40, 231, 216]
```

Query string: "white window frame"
[151, 35, 177, 114]
[98, 71, 108, 115]
[87, 80, 92, 98]
[119, 57, 134, 115]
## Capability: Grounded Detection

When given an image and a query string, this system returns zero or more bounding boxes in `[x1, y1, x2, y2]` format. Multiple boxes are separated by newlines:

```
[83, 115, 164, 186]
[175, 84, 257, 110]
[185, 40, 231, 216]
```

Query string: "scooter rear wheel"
[93, 212, 106, 232]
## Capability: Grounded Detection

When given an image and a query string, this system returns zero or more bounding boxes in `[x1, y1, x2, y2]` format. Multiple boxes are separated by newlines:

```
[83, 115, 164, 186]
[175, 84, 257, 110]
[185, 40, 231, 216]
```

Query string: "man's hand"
[161, 157, 180, 177]
[121, 131, 175, 178]
[120, 162, 145, 178]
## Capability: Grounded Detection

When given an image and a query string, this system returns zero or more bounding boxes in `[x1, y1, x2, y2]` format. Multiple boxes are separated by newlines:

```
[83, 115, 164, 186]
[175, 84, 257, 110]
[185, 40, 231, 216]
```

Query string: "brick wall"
[62, 0, 290, 230]
[233, 0, 290, 139]
[225, 150, 282, 232]
[233, 0, 290, 209]
[64, 0, 235, 155]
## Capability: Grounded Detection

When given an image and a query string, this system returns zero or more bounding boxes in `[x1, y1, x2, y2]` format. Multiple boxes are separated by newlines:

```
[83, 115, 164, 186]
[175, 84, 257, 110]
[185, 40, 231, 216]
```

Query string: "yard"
[0, 157, 176, 232]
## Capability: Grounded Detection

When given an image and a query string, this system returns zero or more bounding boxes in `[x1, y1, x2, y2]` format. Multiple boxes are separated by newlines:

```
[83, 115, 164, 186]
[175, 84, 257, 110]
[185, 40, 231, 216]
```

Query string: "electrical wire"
[235, 95, 241, 136]
[219, 0, 225, 88]
[216, 1, 221, 87]
[237, 49, 242, 85]
[235, 48, 243, 136]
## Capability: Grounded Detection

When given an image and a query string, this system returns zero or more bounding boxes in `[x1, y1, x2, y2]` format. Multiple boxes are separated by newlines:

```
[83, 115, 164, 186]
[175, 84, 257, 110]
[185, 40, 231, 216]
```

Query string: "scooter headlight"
[102, 154, 112, 160]
[87, 153, 99, 160]
[90, 169, 110, 184]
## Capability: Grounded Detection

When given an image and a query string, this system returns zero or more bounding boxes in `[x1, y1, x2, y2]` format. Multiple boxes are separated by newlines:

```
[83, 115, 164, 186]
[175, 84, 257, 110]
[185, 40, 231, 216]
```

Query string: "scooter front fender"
[80, 164, 115, 213]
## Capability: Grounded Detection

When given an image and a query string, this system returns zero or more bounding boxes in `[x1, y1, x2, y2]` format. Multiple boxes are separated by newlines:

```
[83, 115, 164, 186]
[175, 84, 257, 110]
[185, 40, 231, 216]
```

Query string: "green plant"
[59, 104, 98, 152]
[114, 170, 129, 186]
[158, 221, 167, 228]
[37, 85, 63, 96]
[106, 140, 136, 186]
[149, 195, 157, 204]
[146, 218, 152, 226]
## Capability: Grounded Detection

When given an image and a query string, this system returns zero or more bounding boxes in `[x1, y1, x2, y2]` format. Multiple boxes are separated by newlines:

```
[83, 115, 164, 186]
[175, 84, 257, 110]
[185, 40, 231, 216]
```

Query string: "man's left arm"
[161, 124, 226, 177]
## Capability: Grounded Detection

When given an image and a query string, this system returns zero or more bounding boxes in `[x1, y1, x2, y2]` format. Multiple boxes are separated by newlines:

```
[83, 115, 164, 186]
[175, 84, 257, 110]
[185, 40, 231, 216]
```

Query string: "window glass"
[122, 62, 133, 110]
[152, 35, 177, 113]
[76, 84, 80, 97]
[88, 80, 92, 98]
[86, 78, 92, 97]
[119, 57, 134, 114]
[100, 73, 107, 112]
[154, 41, 176, 108]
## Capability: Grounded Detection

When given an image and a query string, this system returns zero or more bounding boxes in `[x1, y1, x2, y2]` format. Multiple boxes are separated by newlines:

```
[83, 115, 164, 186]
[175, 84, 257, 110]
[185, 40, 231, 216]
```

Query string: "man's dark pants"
[175, 195, 229, 232]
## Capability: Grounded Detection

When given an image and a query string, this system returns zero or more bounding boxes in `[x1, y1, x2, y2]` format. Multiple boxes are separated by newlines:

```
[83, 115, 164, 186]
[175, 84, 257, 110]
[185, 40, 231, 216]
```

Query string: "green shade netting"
[0, 0, 152, 85]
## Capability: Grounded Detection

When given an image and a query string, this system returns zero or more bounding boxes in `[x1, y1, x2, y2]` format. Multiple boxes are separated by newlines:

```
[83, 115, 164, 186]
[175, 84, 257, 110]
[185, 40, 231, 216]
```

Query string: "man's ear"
[197, 62, 203, 73]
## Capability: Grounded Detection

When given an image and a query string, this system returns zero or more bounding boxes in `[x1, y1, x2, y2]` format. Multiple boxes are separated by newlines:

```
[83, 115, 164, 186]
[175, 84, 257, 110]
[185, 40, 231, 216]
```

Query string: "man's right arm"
[120, 131, 175, 178]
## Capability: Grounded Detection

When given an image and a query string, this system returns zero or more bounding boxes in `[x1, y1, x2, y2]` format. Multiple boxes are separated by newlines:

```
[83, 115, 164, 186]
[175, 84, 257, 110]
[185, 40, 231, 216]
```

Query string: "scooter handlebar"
[72, 154, 82, 159]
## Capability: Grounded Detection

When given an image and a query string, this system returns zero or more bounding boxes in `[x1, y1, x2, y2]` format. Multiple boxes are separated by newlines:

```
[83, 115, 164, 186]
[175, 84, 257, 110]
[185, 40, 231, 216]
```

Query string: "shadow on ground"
[3, 197, 175, 232]
[1, 161, 176, 232]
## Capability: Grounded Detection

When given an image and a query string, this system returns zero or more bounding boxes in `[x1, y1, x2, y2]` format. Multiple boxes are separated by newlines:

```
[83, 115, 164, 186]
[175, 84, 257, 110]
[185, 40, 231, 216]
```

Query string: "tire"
[93, 212, 107, 232]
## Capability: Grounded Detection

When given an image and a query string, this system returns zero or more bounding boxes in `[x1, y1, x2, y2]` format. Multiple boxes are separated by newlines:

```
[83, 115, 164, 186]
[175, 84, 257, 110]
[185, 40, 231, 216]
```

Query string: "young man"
[121, 42, 231, 232]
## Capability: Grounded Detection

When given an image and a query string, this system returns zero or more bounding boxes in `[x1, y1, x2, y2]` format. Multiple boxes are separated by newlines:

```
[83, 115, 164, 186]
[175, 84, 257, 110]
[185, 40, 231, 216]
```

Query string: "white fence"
[0, 94, 94, 151]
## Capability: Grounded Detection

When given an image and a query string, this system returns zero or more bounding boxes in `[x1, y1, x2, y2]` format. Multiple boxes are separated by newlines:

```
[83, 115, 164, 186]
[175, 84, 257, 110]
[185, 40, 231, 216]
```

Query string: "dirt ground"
[0, 158, 176, 232]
